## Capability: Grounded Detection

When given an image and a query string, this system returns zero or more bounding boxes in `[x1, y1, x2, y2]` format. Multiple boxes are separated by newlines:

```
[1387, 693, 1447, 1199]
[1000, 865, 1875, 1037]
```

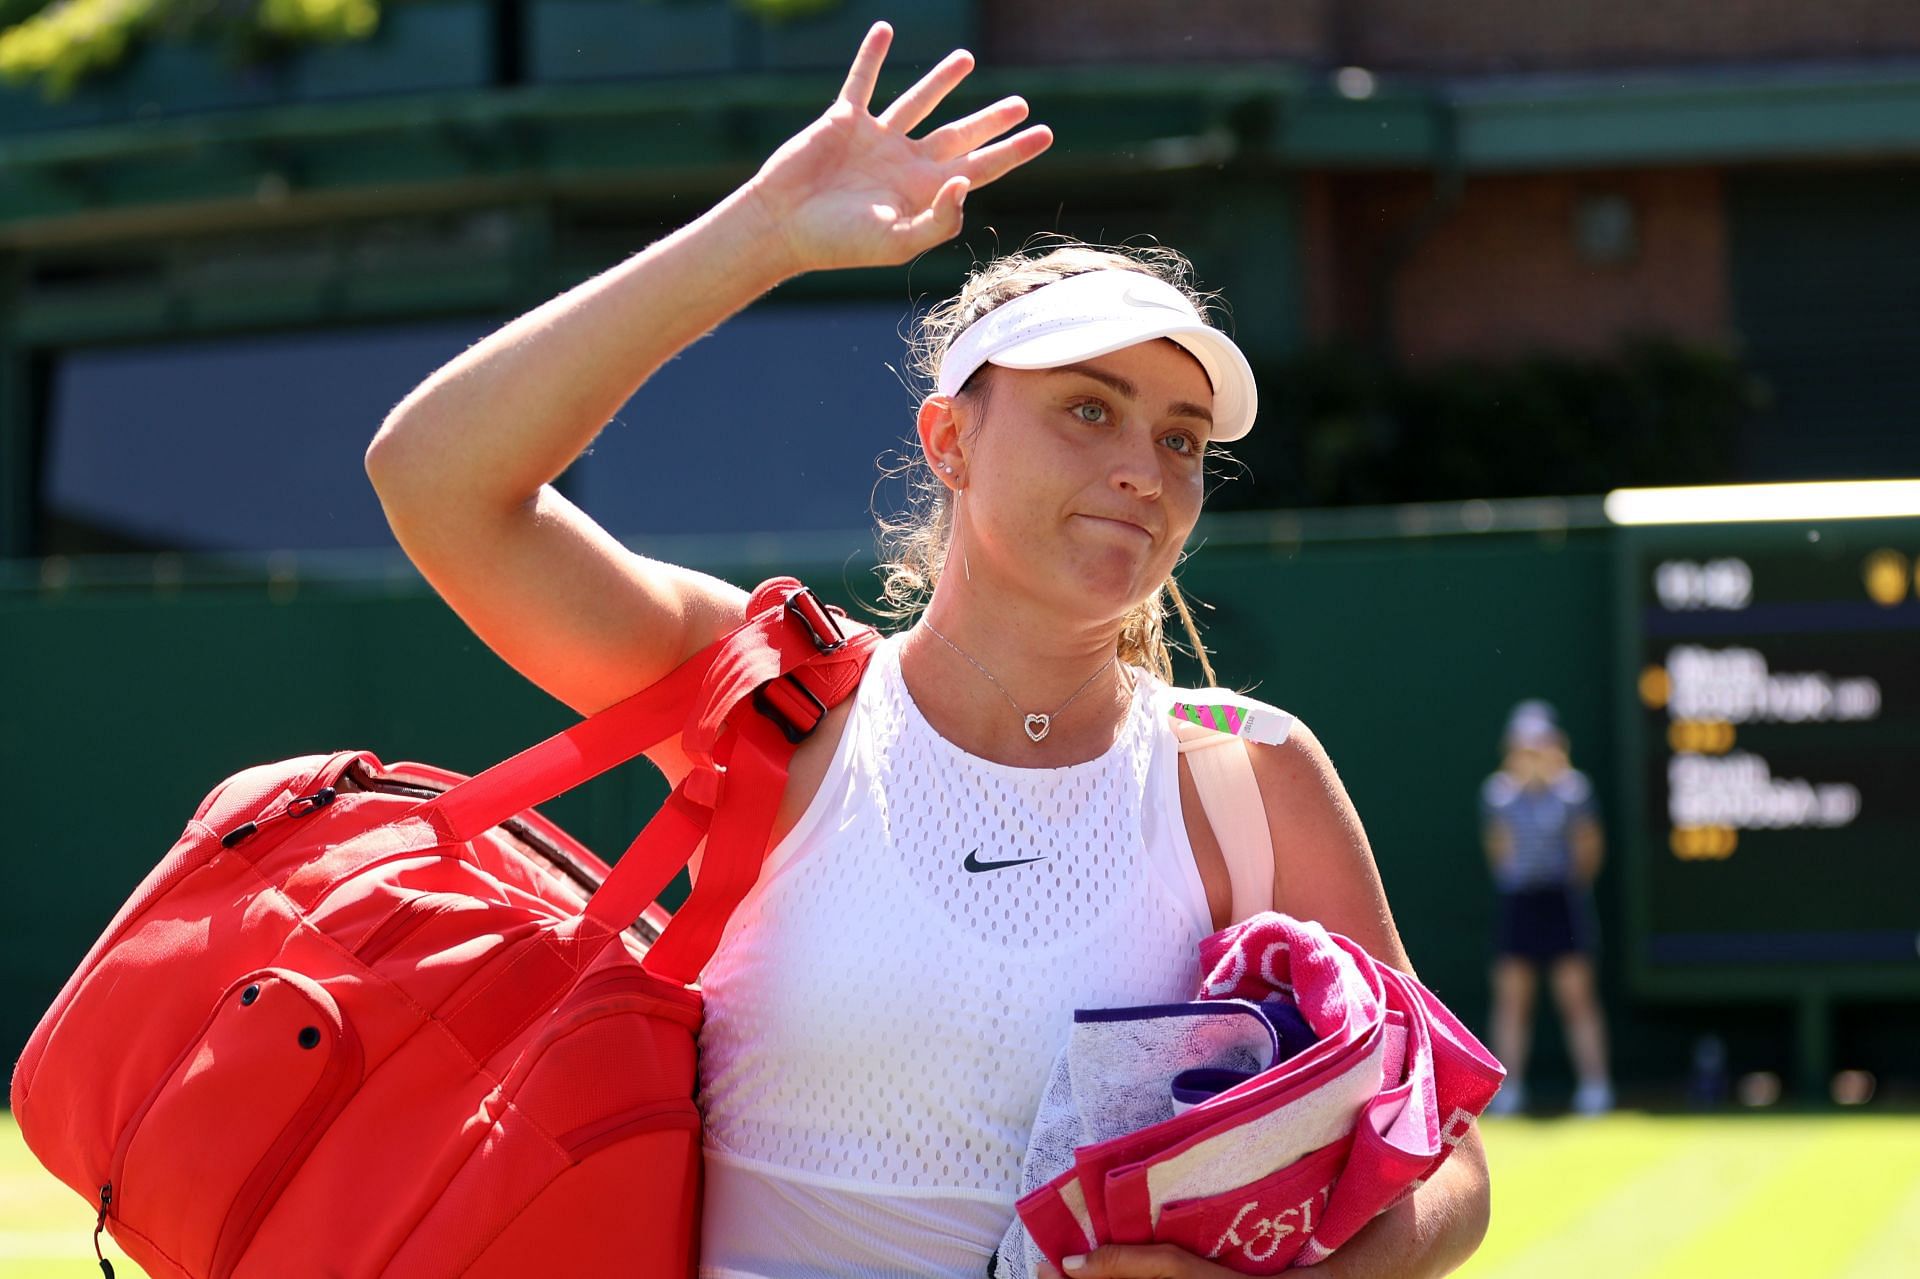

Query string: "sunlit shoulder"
[1244, 719, 1415, 974]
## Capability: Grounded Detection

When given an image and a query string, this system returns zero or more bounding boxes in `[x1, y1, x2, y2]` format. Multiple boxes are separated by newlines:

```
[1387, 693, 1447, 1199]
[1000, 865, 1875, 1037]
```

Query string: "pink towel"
[1014, 913, 1503, 1274]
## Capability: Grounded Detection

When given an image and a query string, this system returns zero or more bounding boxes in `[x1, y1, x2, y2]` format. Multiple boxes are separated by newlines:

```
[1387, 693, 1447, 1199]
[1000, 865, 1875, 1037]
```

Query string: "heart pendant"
[1023, 714, 1051, 742]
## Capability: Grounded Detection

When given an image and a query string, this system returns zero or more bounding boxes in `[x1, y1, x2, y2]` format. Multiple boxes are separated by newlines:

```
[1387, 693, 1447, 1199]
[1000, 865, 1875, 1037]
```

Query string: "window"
[38, 299, 917, 554]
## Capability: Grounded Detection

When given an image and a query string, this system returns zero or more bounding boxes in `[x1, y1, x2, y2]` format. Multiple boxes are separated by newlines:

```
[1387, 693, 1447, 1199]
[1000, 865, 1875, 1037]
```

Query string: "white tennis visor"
[934, 269, 1259, 442]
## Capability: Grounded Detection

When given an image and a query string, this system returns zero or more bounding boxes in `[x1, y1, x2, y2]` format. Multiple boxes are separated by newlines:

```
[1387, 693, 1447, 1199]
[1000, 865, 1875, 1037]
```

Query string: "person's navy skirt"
[1496, 885, 1594, 963]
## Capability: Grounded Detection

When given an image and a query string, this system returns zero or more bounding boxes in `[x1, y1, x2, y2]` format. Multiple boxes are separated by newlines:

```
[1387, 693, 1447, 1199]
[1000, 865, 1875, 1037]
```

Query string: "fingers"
[837, 21, 892, 109]
[961, 124, 1055, 190]
[922, 94, 1030, 160]
[878, 48, 976, 133]
[896, 175, 969, 256]
[1044, 1243, 1223, 1277]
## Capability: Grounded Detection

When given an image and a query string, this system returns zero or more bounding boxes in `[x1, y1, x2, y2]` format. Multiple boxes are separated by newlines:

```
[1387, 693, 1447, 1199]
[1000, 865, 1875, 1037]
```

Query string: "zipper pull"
[94, 1181, 115, 1277]
[220, 786, 337, 849]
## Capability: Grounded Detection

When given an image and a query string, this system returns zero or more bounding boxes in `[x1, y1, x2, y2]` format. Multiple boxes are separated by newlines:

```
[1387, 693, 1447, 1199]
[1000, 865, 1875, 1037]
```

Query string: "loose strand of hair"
[1165, 577, 1216, 688]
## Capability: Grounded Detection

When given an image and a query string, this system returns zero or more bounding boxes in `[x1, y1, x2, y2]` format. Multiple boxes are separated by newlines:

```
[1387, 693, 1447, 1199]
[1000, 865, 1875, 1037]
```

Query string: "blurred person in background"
[367, 21, 1489, 1277]
[1482, 700, 1614, 1116]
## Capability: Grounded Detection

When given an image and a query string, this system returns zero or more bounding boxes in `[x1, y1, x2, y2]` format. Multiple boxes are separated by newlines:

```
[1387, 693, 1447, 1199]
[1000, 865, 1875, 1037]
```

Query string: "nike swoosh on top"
[963, 848, 1049, 874]
[1121, 283, 1193, 315]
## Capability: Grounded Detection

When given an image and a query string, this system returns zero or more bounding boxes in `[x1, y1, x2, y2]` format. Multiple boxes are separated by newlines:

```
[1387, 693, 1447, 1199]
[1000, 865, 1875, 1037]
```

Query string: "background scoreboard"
[1615, 516, 1920, 998]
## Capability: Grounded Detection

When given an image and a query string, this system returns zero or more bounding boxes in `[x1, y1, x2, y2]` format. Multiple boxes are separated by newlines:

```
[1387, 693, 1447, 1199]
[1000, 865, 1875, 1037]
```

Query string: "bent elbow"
[1453, 1127, 1494, 1267]
[1466, 1163, 1494, 1259]
[363, 413, 406, 485]
[363, 410, 431, 502]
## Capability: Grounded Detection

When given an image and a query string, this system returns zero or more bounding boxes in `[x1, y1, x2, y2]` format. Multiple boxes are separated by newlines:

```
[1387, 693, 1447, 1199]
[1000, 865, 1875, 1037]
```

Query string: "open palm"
[745, 23, 1053, 271]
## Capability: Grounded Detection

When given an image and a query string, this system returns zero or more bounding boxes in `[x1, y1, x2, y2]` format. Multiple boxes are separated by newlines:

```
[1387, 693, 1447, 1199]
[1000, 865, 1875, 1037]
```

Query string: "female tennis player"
[366, 22, 1489, 1278]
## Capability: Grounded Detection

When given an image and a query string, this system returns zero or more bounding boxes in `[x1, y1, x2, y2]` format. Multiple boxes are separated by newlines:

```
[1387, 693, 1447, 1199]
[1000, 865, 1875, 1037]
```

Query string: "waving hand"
[744, 22, 1053, 271]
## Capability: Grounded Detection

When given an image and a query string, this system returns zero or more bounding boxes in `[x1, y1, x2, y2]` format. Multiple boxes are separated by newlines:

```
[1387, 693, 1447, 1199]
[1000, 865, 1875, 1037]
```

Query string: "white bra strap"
[1174, 726, 1275, 923]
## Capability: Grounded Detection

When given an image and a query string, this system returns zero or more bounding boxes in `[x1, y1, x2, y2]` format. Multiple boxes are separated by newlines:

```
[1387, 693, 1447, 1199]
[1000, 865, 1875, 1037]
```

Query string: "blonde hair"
[874, 241, 1220, 686]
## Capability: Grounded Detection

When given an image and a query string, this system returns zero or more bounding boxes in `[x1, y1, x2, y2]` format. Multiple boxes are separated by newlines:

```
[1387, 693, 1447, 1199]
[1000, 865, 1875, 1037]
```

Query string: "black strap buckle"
[752, 674, 829, 745]
[784, 587, 847, 654]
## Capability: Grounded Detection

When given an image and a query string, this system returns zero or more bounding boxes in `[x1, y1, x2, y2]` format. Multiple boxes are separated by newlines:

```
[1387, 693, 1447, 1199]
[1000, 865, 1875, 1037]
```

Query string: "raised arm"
[363, 23, 1050, 724]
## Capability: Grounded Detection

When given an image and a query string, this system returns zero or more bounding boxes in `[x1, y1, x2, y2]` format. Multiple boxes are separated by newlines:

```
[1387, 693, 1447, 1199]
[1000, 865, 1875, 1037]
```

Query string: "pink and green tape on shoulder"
[1165, 691, 1295, 746]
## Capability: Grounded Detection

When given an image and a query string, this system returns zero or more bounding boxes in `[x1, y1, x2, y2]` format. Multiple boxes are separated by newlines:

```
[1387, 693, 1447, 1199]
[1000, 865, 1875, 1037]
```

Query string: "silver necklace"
[919, 618, 1118, 743]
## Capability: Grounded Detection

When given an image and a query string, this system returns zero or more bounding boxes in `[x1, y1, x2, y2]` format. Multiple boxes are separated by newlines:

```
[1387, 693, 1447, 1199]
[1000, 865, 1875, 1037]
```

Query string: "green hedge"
[1213, 338, 1766, 511]
[0, 0, 375, 99]
[0, 0, 846, 99]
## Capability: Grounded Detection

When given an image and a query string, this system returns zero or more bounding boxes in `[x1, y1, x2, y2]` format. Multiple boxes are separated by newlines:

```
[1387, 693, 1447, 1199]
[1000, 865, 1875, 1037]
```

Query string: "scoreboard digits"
[1621, 520, 1920, 990]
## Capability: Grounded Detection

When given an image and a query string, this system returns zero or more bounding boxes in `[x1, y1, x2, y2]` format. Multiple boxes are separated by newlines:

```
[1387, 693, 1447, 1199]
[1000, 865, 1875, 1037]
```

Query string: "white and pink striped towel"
[1000, 913, 1503, 1275]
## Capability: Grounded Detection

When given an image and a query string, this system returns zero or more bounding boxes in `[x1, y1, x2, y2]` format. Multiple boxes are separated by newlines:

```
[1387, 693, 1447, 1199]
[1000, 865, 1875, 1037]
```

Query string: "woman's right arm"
[364, 23, 1049, 720]
[363, 190, 789, 719]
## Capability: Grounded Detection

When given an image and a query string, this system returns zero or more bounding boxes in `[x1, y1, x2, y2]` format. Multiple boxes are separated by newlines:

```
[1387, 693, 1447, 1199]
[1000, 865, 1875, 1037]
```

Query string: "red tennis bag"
[11, 578, 876, 1279]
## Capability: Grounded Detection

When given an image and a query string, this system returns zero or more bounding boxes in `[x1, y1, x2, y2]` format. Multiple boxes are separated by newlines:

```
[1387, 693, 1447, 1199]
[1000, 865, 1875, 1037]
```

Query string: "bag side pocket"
[109, 969, 362, 1279]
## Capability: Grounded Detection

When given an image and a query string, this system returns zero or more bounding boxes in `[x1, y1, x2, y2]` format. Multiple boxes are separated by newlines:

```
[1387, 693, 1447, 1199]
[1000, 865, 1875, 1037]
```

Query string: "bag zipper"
[92, 1182, 113, 1277]
[15, 754, 363, 1108]
[101, 973, 361, 1279]
[347, 759, 617, 897]
[104, 992, 231, 1233]
[218, 785, 338, 849]
[213, 748, 371, 853]
[304, 759, 658, 945]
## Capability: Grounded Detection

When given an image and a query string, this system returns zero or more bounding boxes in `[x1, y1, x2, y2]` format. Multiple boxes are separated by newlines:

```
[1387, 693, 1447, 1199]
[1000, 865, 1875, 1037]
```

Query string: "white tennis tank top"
[696, 632, 1215, 1278]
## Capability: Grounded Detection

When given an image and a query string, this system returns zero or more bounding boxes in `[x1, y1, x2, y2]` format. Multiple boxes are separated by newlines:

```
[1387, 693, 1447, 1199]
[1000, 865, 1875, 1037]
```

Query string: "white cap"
[935, 270, 1258, 442]
[1505, 699, 1563, 749]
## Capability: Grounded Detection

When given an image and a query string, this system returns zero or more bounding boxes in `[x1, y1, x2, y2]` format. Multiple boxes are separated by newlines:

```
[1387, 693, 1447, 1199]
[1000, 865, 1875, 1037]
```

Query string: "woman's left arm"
[1046, 722, 1492, 1278]
[1041, 1137, 1488, 1278]
[1249, 722, 1491, 1276]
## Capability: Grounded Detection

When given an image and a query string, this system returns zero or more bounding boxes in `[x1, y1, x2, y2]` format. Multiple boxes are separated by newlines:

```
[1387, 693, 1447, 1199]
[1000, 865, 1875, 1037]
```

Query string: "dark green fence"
[4, 504, 1912, 1101]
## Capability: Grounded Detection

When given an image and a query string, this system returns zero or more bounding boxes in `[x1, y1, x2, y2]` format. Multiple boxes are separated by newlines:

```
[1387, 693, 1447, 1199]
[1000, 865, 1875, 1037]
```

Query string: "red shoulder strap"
[415, 577, 877, 985]
[607, 579, 875, 983]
